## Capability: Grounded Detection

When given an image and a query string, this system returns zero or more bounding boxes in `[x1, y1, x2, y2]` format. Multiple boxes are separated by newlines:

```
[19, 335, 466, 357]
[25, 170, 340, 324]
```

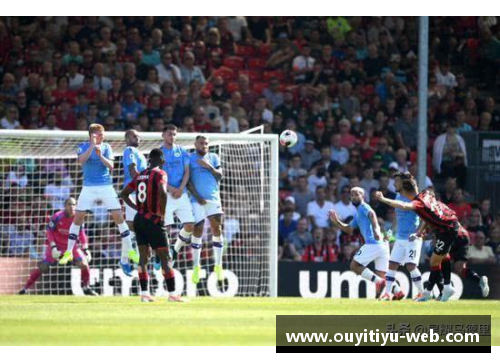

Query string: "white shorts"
[390, 237, 422, 266]
[165, 192, 195, 226]
[76, 185, 121, 211]
[354, 243, 390, 273]
[124, 192, 137, 221]
[192, 199, 224, 224]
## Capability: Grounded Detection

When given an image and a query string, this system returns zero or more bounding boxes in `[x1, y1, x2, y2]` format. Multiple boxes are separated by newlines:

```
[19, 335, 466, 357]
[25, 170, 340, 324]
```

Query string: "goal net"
[0, 130, 278, 297]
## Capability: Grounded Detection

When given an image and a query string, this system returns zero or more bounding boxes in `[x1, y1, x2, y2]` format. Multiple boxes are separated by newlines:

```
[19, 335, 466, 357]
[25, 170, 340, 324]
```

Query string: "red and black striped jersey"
[127, 167, 167, 218]
[411, 190, 458, 231]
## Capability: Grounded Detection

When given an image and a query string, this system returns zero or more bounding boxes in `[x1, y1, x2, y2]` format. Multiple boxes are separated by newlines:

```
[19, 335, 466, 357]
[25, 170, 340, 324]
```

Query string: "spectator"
[307, 162, 328, 194]
[292, 44, 315, 84]
[300, 140, 322, 171]
[291, 175, 315, 217]
[307, 186, 335, 228]
[279, 206, 298, 241]
[333, 185, 357, 222]
[468, 231, 496, 265]
[394, 105, 417, 151]
[263, 78, 284, 110]
[360, 165, 379, 201]
[435, 61, 457, 88]
[0, 105, 21, 129]
[286, 217, 312, 261]
[330, 134, 349, 165]
[432, 122, 467, 178]
[155, 51, 182, 88]
[448, 188, 472, 222]
[287, 154, 307, 189]
[217, 103, 239, 133]
[41, 113, 61, 131]
[180, 51, 206, 88]
[487, 227, 500, 263]
[338, 118, 357, 149]
[302, 228, 326, 262]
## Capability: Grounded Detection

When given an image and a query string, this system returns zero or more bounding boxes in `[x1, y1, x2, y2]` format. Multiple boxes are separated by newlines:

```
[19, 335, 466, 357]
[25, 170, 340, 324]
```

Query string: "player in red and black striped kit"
[375, 175, 489, 302]
[120, 148, 183, 303]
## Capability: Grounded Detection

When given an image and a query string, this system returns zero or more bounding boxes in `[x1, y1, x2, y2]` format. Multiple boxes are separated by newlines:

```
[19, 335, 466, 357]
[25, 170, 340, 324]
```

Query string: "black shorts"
[450, 230, 470, 262]
[433, 223, 460, 256]
[133, 214, 169, 250]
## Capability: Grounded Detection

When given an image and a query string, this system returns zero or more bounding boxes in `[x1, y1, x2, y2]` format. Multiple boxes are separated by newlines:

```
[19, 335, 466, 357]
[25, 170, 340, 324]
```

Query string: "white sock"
[212, 235, 223, 266]
[361, 268, 382, 284]
[410, 268, 424, 293]
[385, 269, 397, 294]
[118, 222, 132, 263]
[129, 230, 138, 252]
[444, 283, 453, 291]
[191, 236, 202, 267]
[174, 227, 192, 253]
[140, 290, 150, 297]
[66, 223, 80, 252]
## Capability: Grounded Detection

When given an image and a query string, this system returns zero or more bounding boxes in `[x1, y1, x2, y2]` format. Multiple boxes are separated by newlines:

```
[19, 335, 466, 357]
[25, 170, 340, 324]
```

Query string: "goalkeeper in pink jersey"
[19, 198, 97, 296]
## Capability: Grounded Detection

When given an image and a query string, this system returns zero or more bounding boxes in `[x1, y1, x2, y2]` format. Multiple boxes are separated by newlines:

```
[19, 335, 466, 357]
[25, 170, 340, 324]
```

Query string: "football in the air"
[279, 130, 298, 148]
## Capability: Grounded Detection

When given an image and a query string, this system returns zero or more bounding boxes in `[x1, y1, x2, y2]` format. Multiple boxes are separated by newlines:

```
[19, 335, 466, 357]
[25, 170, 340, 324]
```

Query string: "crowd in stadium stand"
[0, 16, 500, 264]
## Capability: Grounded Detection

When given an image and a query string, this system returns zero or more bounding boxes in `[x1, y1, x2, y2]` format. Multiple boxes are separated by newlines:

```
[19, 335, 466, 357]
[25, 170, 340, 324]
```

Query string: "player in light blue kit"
[380, 172, 425, 301]
[187, 136, 224, 284]
[160, 124, 195, 262]
[59, 124, 139, 266]
[120, 129, 148, 275]
[329, 187, 389, 298]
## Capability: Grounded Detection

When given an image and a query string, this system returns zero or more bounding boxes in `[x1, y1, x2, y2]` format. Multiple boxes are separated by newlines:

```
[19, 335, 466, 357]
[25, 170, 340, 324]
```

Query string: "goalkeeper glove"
[50, 242, 61, 260]
[83, 248, 92, 263]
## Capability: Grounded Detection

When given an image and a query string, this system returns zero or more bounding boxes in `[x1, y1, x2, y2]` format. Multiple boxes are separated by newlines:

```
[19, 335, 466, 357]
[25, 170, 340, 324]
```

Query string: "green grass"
[0, 296, 498, 345]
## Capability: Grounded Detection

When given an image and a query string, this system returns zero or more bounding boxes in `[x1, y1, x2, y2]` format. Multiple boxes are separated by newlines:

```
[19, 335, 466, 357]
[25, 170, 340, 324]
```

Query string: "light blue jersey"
[160, 144, 190, 190]
[122, 146, 147, 186]
[189, 152, 221, 202]
[349, 202, 382, 245]
[77, 142, 114, 186]
[395, 193, 419, 240]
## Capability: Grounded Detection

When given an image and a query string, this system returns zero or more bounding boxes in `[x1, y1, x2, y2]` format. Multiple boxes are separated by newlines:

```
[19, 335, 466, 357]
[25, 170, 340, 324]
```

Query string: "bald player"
[329, 187, 389, 298]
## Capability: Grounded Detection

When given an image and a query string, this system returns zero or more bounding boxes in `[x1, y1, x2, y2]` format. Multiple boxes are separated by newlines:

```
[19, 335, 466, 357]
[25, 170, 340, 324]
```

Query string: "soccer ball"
[279, 129, 298, 148]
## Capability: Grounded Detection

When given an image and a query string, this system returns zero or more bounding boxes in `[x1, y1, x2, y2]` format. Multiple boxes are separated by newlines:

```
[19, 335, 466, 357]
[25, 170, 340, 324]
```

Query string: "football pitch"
[0, 296, 498, 345]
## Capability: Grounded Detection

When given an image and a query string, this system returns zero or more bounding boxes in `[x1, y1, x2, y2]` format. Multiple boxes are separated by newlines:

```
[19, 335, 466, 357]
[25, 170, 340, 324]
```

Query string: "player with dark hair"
[120, 148, 183, 302]
[375, 177, 489, 301]
[380, 172, 424, 301]
[329, 187, 389, 298]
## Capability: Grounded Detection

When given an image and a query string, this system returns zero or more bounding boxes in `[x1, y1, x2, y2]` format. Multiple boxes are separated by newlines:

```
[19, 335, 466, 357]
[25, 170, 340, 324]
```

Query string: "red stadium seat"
[223, 56, 245, 70]
[258, 43, 271, 57]
[247, 58, 267, 69]
[252, 82, 268, 95]
[226, 82, 240, 93]
[235, 45, 255, 57]
[239, 70, 262, 82]
[263, 70, 286, 82]
[212, 66, 235, 81]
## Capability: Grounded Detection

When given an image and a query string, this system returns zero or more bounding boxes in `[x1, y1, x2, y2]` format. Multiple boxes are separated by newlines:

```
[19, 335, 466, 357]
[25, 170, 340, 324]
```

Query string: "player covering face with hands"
[329, 187, 389, 298]
[59, 124, 139, 272]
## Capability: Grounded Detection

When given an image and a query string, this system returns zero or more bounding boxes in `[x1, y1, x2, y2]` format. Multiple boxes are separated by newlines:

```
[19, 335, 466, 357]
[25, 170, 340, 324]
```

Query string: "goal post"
[0, 129, 279, 297]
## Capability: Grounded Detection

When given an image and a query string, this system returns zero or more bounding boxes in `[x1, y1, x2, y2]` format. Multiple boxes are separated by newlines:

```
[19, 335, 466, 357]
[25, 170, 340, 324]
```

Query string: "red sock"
[81, 266, 90, 287]
[25, 269, 42, 290]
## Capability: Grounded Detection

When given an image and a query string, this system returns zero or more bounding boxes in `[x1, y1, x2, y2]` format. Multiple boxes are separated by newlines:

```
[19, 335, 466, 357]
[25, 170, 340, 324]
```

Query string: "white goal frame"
[0, 129, 279, 297]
